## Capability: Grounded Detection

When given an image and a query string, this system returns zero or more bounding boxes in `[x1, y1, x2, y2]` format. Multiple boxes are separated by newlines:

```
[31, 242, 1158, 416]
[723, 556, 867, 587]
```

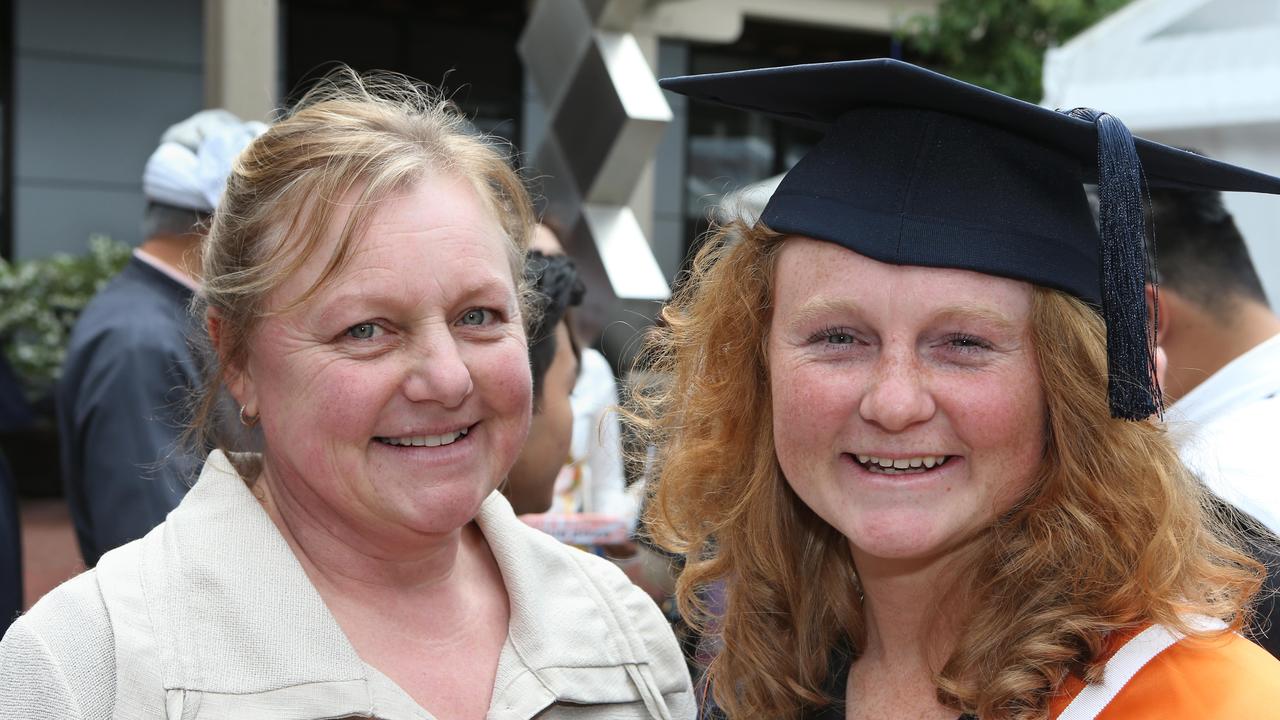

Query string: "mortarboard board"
[659, 58, 1280, 421]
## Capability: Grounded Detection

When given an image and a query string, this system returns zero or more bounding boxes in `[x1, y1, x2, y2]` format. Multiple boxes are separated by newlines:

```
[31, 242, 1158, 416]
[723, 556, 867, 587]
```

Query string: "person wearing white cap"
[55, 109, 264, 567]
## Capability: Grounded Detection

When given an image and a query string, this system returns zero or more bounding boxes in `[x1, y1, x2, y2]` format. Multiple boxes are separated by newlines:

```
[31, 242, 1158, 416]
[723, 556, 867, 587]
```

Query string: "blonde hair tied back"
[188, 66, 536, 478]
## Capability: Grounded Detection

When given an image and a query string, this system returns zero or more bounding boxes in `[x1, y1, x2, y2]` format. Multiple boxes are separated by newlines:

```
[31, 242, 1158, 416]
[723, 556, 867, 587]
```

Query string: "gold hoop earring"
[239, 405, 259, 428]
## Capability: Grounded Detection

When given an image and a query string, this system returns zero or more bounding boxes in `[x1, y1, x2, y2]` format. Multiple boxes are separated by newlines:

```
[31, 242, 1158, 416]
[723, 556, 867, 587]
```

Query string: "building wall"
[13, 0, 204, 259]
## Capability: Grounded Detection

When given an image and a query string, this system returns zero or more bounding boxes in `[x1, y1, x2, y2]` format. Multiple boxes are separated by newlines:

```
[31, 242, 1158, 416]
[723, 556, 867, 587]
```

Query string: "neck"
[1164, 298, 1280, 402]
[139, 232, 203, 283]
[255, 459, 470, 595]
[844, 544, 974, 719]
[855, 549, 967, 668]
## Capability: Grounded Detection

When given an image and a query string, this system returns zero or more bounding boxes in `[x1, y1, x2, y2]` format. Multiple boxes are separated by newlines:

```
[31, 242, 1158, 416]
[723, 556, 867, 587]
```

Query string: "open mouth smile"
[375, 426, 471, 448]
[853, 454, 953, 475]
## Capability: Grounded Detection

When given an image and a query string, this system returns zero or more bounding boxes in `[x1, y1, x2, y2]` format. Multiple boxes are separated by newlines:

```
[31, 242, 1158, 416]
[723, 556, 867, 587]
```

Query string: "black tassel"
[1065, 107, 1162, 421]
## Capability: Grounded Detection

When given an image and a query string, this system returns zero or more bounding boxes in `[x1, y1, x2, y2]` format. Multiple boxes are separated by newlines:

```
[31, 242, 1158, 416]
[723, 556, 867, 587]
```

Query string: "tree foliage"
[0, 235, 131, 404]
[900, 0, 1132, 102]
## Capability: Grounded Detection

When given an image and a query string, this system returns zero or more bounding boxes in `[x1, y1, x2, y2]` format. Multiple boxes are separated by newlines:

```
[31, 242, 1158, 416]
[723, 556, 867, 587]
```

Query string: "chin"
[844, 514, 975, 564]
[392, 482, 495, 534]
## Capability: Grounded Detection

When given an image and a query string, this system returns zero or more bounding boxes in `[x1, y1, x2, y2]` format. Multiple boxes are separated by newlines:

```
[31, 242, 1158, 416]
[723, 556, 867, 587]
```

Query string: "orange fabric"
[1049, 631, 1280, 719]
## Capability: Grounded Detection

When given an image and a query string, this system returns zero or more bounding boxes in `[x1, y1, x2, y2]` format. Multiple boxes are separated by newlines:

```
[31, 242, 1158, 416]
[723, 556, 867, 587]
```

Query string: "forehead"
[773, 237, 1034, 318]
[271, 175, 514, 308]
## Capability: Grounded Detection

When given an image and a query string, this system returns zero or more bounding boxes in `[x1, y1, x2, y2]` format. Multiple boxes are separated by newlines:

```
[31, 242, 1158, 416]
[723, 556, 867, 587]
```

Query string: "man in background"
[0, 354, 25, 633]
[504, 249, 584, 515]
[1148, 184, 1280, 658]
[56, 110, 263, 567]
[1150, 186, 1280, 533]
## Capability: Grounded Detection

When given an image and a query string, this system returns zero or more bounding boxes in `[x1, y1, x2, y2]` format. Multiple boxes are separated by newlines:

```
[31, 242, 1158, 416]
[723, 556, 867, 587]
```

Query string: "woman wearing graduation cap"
[633, 59, 1280, 719]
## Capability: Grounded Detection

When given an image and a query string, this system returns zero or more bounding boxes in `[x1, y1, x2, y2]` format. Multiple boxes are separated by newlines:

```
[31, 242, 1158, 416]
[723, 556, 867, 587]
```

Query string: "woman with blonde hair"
[636, 59, 1280, 719]
[0, 69, 693, 719]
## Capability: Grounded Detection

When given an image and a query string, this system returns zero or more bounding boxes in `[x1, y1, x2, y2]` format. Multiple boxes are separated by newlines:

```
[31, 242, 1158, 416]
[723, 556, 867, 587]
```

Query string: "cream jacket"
[0, 451, 695, 719]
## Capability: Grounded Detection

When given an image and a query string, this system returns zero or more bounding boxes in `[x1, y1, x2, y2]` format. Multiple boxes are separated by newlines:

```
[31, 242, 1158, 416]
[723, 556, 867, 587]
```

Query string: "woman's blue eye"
[807, 327, 857, 346]
[947, 334, 990, 351]
[346, 322, 380, 340]
[459, 309, 491, 326]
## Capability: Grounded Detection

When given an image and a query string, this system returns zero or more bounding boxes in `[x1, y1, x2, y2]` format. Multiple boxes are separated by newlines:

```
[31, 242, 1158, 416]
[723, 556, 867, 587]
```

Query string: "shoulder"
[478, 495, 693, 707]
[11, 569, 112, 646]
[0, 571, 116, 718]
[488, 501, 654, 623]
[529, 535, 697, 714]
[1179, 399, 1280, 533]
[563, 542, 675, 646]
[69, 265, 193, 353]
[497, 508, 660, 624]
[1094, 632, 1280, 719]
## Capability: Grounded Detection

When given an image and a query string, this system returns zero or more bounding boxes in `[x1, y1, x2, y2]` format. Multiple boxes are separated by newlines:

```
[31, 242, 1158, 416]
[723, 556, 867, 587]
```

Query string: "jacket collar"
[132, 450, 678, 715]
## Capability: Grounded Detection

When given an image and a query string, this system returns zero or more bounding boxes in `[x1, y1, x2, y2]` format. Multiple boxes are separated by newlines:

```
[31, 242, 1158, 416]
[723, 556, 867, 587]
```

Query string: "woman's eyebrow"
[789, 297, 864, 326]
[931, 304, 1020, 333]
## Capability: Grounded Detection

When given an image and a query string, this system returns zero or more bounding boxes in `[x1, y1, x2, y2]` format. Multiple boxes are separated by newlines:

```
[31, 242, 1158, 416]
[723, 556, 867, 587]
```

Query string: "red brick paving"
[19, 498, 84, 609]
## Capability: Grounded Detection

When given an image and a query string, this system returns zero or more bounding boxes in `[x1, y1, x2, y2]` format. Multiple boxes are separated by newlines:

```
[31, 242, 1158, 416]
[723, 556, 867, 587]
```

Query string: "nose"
[403, 329, 474, 408]
[858, 350, 936, 432]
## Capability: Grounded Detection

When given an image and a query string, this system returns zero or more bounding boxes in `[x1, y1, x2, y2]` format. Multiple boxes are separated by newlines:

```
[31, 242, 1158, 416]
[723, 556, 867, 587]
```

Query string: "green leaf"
[898, 0, 1131, 102]
[0, 235, 131, 402]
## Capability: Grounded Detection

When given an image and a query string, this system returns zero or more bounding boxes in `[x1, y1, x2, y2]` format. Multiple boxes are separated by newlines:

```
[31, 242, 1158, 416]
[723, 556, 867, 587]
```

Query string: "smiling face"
[233, 175, 532, 538]
[768, 238, 1046, 566]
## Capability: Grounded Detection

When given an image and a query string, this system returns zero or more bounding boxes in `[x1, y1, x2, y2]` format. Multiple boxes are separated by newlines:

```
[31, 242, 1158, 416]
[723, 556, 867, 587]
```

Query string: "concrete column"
[628, 31, 660, 241]
[204, 0, 279, 121]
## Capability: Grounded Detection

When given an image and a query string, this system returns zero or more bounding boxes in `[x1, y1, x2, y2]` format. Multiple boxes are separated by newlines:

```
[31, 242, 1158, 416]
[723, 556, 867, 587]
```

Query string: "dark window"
[282, 0, 526, 145]
[682, 20, 910, 263]
[0, 0, 11, 260]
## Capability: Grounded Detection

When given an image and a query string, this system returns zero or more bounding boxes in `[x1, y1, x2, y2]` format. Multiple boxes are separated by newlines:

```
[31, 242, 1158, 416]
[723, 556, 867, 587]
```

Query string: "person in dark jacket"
[0, 353, 24, 634]
[56, 110, 263, 566]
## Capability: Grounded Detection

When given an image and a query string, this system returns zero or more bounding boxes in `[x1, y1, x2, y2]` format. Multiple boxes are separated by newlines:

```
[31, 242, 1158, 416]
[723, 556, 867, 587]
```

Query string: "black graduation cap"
[660, 58, 1280, 421]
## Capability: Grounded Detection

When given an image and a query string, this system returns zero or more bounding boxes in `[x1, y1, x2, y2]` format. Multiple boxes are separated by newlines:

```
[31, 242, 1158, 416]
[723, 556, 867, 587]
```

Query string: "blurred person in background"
[0, 354, 22, 635]
[0, 69, 693, 718]
[529, 222, 639, 526]
[1150, 186, 1280, 532]
[503, 249, 584, 514]
[523, 223, 670, 603]
[1147, 184, 1280, 658]
[0, 455, 16, 636]
[56, 110, 264, 567]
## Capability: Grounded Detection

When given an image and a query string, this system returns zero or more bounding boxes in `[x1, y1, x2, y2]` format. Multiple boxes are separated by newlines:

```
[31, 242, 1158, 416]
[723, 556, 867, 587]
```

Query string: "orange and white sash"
[1057, 616, 1228, 720]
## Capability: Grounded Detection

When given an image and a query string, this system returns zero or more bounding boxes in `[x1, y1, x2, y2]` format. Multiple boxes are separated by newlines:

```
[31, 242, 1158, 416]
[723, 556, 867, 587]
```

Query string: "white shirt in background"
[552, 348, 639, 526]
[1168, 332, 1280, 535]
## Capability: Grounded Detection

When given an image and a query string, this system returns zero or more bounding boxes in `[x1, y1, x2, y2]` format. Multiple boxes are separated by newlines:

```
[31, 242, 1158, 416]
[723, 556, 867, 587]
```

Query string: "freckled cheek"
[779, 363, 859, 422]
[946, 377, 1047, 484]
[319, 374, 385, 431]
[474, 346, 533, 445]
[771, 366, 852, 462]
[282, 364, 397, 443]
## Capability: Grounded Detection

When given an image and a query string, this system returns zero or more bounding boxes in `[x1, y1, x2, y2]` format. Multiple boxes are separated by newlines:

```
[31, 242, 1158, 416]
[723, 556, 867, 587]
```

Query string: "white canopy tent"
[1042, 0, 1280, 302]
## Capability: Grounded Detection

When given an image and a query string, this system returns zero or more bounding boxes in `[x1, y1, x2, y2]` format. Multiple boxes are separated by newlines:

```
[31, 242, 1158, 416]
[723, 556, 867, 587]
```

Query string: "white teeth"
[379, 427, 469, 447]
[857, 454, 950, 472]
